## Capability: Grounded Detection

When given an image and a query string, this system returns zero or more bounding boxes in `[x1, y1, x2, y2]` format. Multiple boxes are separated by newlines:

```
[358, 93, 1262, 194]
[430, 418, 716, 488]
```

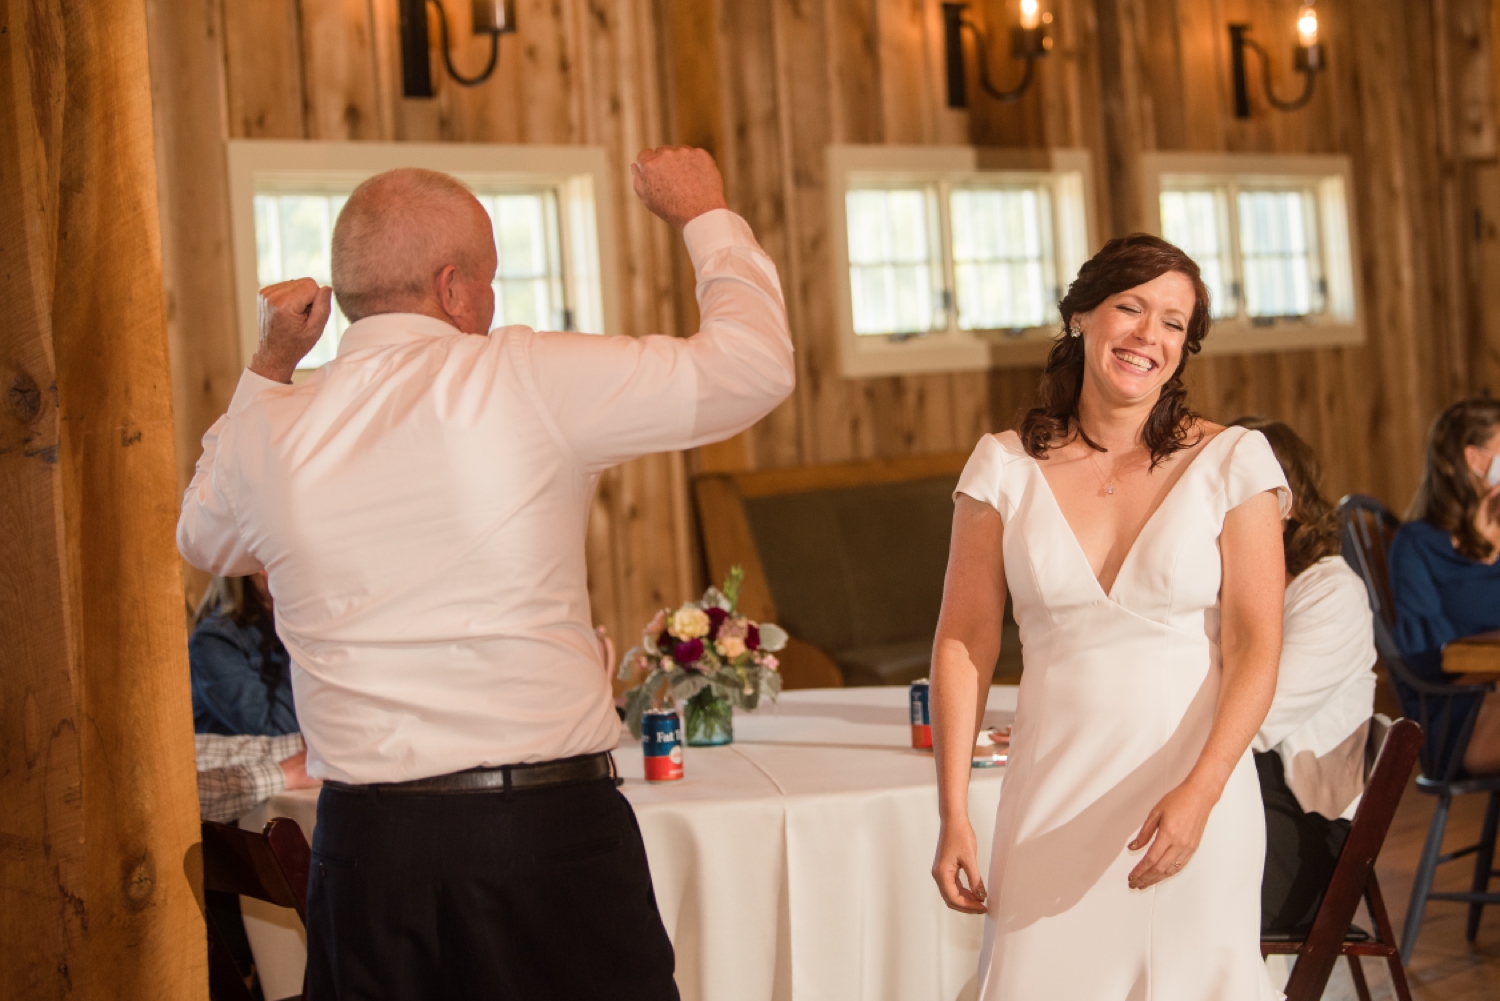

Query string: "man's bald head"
[331, 168, 496, 329]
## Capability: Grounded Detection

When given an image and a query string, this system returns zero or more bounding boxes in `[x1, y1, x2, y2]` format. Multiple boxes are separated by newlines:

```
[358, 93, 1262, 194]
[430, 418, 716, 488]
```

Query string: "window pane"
[950, 187, 1052, 329]
[845, 188, 940, 334]
[253, 186, 573, 369]
[1159, 189, 1234, 319]
[1237, 189, 1323, 318]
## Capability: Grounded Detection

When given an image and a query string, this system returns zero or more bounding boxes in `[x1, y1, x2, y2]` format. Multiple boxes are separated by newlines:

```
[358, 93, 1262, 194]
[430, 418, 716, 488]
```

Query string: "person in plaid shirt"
[196, 732, 320, 823]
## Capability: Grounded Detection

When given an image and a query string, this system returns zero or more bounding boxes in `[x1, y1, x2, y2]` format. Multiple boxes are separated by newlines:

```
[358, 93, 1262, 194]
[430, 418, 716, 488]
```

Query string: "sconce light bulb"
[1019, 0, 1041, 31]
[1297, 8, 1318, 48]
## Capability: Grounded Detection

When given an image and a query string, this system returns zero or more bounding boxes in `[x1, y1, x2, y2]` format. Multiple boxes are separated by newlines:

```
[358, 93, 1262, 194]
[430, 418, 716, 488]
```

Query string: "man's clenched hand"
[630, 146, 729, 230]
[251, 278, 333, 384]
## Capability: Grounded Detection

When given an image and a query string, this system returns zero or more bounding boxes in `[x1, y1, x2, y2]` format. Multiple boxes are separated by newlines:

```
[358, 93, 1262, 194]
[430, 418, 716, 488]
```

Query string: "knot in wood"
[9, 372, 43, 423]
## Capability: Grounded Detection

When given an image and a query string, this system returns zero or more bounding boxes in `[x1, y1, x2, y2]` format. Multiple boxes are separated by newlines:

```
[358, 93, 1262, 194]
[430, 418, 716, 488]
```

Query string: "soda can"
[910, 678, 932, 749]
[642, 708, 684, 781]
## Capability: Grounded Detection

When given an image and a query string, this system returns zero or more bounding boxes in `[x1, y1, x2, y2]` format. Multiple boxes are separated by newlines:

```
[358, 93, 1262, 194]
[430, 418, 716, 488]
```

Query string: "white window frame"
[226, 140, 621, 368]
[1141, 151, 1363, 356]
[829, 145, 1097, 377]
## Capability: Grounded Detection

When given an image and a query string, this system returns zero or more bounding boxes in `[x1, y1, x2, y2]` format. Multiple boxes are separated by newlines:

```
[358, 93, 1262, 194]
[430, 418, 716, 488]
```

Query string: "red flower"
[706, 607, 729, 639]
[672, 638, 704, 666]
[746, 624, 760, 651]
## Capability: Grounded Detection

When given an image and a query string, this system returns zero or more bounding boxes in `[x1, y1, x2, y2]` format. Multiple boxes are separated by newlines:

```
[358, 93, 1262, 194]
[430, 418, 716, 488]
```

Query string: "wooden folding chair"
[202, 818, 311, 1001]
[1261, 717, 1422, 1001]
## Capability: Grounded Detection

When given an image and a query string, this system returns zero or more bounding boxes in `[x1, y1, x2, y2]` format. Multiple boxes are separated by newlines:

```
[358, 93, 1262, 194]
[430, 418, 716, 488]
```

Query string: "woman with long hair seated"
[1233, 418, 1377, 935]
[190, 572, 298, 736]
[1389, 398, 1500, 775]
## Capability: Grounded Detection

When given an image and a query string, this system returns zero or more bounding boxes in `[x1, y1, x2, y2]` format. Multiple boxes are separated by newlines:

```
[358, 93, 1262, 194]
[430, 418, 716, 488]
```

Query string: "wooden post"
[0, 0, 205, 997]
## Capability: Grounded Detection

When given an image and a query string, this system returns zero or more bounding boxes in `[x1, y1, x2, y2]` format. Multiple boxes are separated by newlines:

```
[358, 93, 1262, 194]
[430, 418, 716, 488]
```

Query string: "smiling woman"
[1019, 233, 1212, 468]
[929, 232, 1288, 998]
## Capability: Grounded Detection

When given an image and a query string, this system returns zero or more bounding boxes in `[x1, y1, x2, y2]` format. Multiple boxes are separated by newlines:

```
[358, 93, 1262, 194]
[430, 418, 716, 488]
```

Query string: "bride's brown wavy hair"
[1018, 233, 1212, 468]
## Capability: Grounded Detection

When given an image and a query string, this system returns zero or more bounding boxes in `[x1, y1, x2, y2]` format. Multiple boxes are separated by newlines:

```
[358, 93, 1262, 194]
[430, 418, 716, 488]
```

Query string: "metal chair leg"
[1402, 793, 1452, 965]
[1346, 954, 1372, 1001]
[1467, 790, 1500, 942]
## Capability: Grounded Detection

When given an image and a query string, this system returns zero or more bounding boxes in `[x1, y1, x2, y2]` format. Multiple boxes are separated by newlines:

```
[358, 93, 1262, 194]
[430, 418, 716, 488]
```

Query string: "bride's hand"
[933, 819, 989, 913]
[1126, 779, 1218, 889]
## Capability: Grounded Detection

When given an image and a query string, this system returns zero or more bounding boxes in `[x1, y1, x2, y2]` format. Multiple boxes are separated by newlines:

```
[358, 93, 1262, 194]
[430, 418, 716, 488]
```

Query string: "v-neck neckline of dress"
[1024, 426, 1235, 601]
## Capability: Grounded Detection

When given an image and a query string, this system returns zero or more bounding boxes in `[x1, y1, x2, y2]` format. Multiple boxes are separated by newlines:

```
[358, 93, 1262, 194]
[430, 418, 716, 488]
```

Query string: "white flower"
[757, 623, 789, 652]
[668, 606, 711, 640]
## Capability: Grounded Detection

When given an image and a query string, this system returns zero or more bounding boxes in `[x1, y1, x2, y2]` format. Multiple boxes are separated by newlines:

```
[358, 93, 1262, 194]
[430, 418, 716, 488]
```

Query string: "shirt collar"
[336, 312, 468, 358]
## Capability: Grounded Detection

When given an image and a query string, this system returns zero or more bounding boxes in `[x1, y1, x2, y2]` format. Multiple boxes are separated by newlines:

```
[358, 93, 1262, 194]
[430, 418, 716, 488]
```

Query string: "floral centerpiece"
[620, 567, 787, 746]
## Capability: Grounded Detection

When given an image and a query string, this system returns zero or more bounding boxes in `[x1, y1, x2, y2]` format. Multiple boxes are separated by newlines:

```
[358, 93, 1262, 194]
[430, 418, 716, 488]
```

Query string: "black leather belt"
[326, 752, 616, 795]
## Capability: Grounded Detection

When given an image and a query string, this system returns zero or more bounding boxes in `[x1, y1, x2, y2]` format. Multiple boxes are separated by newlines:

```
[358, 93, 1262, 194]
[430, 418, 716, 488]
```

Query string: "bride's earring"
[1069, 325, 1082, 338]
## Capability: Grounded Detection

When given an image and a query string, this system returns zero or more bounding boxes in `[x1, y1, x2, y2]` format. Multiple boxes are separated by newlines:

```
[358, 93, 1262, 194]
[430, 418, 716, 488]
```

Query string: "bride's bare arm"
[931, 495, 1008, 913]
[1127, 489, 1284, 889]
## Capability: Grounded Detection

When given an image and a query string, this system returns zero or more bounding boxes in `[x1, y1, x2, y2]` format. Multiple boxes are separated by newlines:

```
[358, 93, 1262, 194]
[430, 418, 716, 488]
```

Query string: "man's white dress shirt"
[178, 210, 793, 784]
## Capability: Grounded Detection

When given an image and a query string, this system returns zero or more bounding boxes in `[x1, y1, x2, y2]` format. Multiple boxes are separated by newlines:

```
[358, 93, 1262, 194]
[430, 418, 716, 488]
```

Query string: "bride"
[931, 234, 1289, 998]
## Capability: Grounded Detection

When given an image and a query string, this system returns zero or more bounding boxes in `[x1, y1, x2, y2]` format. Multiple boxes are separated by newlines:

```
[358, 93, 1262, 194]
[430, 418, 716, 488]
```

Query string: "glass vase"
[684, 688, 734, 746]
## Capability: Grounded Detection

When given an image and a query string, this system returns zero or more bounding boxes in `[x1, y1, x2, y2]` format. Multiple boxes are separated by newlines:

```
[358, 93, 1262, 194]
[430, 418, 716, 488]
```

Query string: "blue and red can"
[642, 708, 685, 781]
[910, 679, 932, 749]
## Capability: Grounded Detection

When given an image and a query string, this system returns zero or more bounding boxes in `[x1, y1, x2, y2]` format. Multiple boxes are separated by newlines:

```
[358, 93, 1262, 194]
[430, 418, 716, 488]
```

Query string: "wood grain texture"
[147, 0, 242, 609]
[2, 0, 204, 995]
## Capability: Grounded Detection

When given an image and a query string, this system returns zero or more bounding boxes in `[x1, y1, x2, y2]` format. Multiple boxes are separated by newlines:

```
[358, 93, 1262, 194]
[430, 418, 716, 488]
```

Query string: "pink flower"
[760, 654, 779, 672]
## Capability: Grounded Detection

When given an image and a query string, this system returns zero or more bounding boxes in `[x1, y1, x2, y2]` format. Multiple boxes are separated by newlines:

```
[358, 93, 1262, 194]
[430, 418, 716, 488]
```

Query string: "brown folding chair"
[1261, 717, 1422, 1001]
[202, 818, 311, 1001]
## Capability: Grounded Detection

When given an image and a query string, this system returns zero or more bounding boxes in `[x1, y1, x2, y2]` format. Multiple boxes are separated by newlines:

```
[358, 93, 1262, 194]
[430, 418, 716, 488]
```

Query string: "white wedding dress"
[956, 426, 1289, 1000]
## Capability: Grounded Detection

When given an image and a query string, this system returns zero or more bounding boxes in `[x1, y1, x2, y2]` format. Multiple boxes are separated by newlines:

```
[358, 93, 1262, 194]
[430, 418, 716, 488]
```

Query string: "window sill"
[1199, 318, 1364, 356]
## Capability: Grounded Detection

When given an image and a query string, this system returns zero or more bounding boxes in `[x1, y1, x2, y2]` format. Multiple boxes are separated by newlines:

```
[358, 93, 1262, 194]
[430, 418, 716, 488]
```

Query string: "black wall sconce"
[942, 1, 1052, 109]
[1229, 3, 1323, 118]
[400, 0, 517, 98]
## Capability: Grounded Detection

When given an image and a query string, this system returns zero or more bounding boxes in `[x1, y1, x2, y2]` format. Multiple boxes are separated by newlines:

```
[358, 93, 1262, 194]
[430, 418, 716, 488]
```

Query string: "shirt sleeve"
[193, 733, 300, 823]
[955, 434, 1010, 519]
[521, 209, 795, 471]
[176, 370, 283, 575]
[1223, 428, 1292, 517]
[1389, 528, 1460, 681]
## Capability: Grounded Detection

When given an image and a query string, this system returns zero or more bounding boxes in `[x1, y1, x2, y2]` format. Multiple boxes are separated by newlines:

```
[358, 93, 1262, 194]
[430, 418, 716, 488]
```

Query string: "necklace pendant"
[1107, 485, 1114, 495]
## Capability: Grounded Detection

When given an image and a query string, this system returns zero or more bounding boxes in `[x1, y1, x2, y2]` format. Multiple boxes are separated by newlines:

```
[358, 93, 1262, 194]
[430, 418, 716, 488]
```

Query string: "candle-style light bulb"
[1297, 7, 1318, 48]
[1019, 0, 1041, 31]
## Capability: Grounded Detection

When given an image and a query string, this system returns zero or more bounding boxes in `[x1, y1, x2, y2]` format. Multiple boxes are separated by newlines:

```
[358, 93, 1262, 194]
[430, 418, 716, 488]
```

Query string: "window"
[228, 141, 618, 371]
[1144, 153, 1361, 355]
[830, 147, 1096, 377]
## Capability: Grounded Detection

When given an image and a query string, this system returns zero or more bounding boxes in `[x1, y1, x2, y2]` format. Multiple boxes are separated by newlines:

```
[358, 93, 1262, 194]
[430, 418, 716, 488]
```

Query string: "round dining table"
[240, 685, 1017, 1001]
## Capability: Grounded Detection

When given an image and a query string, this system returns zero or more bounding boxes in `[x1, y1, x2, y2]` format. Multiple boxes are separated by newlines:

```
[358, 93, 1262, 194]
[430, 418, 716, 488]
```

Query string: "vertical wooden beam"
[146, 0, 242, 609]
[1, 0, 204, 997]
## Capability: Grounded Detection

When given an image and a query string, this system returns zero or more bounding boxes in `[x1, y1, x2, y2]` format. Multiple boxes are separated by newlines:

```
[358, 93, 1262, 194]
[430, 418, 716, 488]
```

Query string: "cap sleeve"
[1223, 428, 1292, 517]
[956, 434, 1010, 516]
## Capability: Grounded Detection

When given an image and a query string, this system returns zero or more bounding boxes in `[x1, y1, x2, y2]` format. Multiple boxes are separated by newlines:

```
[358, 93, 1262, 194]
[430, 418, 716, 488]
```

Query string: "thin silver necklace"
[1085, 448, 1118, 496]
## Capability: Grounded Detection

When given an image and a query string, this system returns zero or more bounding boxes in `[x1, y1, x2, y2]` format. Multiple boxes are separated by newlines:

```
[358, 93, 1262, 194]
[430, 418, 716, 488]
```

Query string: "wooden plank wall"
[2, 0, 204, 996]
[667, 0, 1499, 515]
[155, 0, 1500, 650]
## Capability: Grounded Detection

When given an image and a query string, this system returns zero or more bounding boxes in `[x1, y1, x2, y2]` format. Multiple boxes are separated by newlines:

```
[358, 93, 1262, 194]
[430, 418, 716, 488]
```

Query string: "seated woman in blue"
[1389, 398, 1500, 775]
[190, 572, 298, 736]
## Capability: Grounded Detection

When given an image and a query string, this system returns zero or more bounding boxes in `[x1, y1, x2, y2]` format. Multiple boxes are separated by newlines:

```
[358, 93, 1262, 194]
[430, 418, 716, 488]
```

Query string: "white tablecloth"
[240, 686, 1017, 1001]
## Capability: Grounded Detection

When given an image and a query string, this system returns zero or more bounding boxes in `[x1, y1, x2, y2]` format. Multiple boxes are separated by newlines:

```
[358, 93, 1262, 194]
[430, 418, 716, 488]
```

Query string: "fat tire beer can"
[910, 678, 932, 749]
[642, 708, 685, 781]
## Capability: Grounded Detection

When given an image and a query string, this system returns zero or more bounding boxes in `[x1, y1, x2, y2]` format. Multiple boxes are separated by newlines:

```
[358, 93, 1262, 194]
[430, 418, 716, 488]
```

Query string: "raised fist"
[630, 146, 729, 229]
[251, 278, 333, 383]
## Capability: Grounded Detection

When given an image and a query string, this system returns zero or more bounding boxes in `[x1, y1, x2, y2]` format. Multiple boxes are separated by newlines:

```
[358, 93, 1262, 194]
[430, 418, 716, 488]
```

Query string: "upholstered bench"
[693, 454, 1023, 688]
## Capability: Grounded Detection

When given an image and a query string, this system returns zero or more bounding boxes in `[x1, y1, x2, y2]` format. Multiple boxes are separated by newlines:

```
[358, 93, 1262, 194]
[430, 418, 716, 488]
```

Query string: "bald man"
[178, 148, 793, 1000]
